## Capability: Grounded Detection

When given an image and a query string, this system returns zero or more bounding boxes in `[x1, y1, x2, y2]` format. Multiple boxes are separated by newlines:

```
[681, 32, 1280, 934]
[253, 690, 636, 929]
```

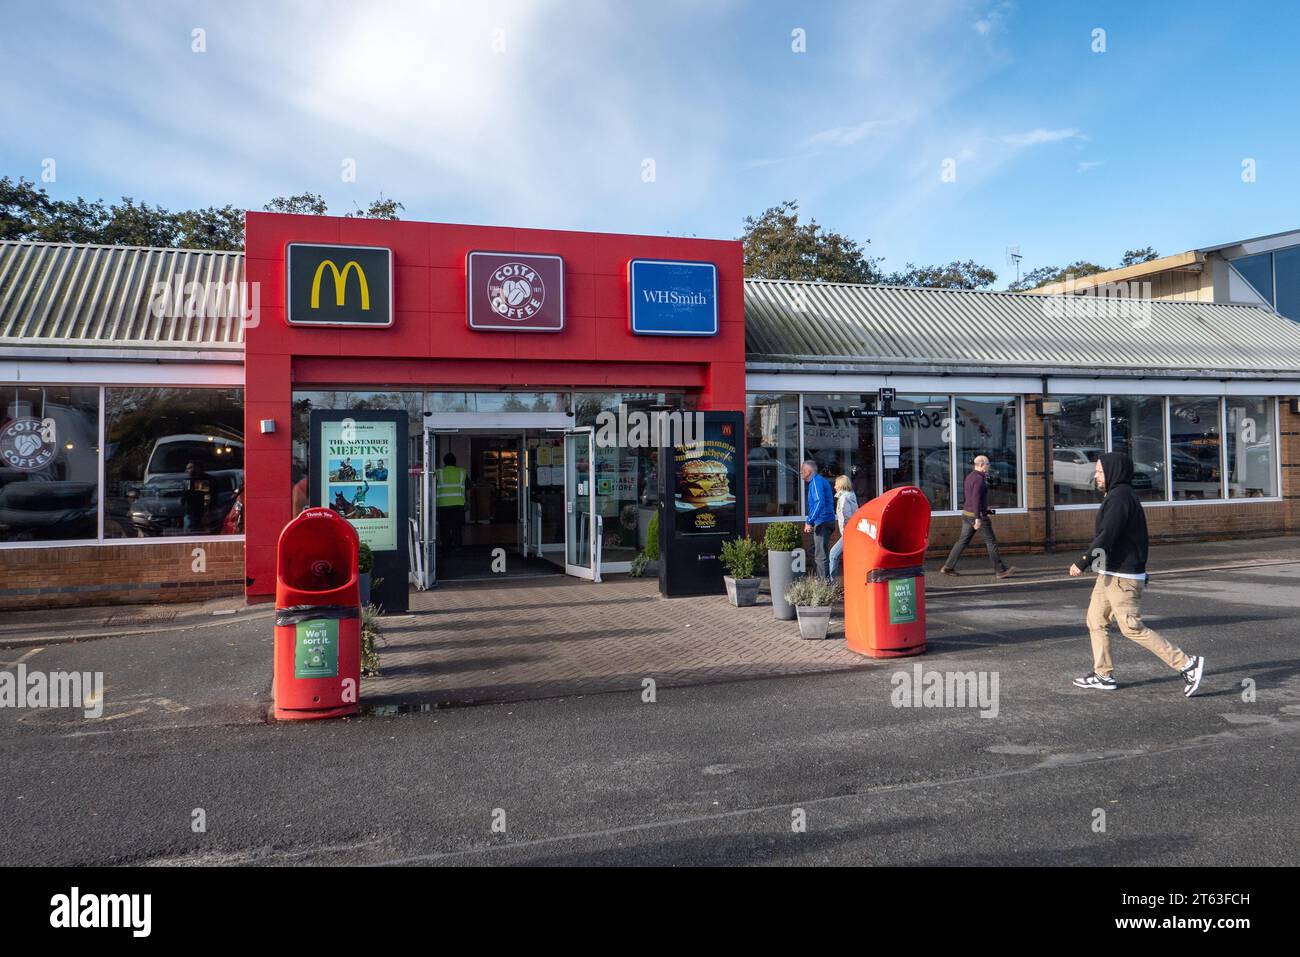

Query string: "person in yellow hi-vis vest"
[435, 452, 466, 550]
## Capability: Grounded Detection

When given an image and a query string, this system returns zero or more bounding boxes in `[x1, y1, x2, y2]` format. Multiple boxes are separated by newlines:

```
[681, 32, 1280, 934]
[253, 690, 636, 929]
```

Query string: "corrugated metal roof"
[743, 278, 1300, 377]
[0, 240, 245, 350]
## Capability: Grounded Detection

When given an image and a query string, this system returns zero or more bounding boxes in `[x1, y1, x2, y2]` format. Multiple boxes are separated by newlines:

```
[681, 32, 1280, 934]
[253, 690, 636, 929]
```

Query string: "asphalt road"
[2, 565, 1298, 866]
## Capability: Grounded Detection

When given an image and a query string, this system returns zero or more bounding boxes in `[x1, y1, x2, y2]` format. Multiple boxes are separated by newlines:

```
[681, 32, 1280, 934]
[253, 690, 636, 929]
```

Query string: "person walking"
[1070, 452, 1205, 696]
[940, 455, 1014, 578]
[435, 452, 466, 551]
[828, 474, 859, 582]
[801, 459, 836, 581]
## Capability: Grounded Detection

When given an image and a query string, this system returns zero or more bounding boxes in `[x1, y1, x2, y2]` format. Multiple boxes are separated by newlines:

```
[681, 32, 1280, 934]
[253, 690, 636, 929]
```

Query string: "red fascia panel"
[292, 356, 709, 391]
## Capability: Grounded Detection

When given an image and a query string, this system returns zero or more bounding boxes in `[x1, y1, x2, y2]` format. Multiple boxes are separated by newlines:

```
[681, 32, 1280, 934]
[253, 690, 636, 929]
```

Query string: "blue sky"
[2, 0, 1298, 287]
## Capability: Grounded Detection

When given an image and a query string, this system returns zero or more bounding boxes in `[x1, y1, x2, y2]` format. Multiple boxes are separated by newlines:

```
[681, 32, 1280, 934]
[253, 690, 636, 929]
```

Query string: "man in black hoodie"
[1069, 451, 1205, 696]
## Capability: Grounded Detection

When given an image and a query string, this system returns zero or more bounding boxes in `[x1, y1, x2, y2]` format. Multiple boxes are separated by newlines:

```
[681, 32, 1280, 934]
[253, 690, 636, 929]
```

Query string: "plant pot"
[358, 571, 371, 607]
[768, 550, 796, 620]
[725, 576, 762, 607]
[795, 605, 831, 640]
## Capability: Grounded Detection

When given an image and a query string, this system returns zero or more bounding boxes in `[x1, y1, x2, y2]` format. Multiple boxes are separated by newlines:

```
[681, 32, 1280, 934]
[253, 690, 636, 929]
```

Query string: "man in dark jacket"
[940, 455, 1014, 579]
[1069, 451, 1205, 696]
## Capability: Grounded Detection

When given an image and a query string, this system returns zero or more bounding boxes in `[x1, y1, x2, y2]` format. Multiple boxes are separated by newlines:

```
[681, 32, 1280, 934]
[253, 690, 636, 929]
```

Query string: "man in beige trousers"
[1068, 452, 1205, 696]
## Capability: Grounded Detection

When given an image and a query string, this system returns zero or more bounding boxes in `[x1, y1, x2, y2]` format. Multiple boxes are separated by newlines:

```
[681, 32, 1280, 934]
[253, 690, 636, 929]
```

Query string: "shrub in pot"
[764, 522, 801, 621]
[631, 512, 660, 577]
[785, 577, 842, 640]
[720, 536, 762, 607]
[357, 542, 374, 607]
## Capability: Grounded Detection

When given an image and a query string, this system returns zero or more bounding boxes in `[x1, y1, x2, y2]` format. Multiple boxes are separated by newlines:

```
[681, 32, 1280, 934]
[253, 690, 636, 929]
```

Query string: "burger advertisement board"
[673, 425, 739, 536]
[659, 411, 745, 598]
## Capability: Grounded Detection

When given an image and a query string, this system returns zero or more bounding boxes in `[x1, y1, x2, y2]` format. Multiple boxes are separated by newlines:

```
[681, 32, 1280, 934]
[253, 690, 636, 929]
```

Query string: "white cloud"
[974, 1, 1015, 36]
[1077, 160, 1106, 173]
[1001, 127, 1084, 148]
[805, 120, 891, 147]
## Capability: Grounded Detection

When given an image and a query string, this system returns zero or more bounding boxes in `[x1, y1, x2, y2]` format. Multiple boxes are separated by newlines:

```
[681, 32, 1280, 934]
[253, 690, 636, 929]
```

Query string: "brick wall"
[0, 540, 244, 611]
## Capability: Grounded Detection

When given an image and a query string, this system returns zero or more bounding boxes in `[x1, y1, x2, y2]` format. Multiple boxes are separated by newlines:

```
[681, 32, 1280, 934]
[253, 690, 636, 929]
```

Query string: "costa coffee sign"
[467, 251, 564, 332]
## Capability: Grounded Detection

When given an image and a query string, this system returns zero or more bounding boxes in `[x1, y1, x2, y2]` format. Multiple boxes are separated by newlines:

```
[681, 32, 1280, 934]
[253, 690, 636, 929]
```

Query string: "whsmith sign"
[287, 243, 393, 326]
[628, 259, 718, 336]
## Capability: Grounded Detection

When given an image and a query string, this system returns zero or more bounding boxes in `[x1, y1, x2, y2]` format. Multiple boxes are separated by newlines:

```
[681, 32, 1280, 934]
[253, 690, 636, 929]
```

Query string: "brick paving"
[361, 577, 871, 708]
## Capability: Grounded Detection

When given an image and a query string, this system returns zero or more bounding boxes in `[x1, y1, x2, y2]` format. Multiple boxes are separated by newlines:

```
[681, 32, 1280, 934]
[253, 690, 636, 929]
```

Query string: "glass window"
[745, 393, 802, 519]
[1110, 395, 1166, 502]
[801, 394, 877, 505]
[1273, 246, 1300, 322]
[1051, 396, 1106, 505]
[0, 385, 100, 542]
[292, 390, 424, 519]
[574, 393, 688, 559]
[425, 392, 570, 414]
[955, 396, 1020, 509]
[883, 395, 953, 511]
[1230, 253, 1274, 306]
[1169, 396, 1222, 501]
[103, 388, 244, 538]
[1226, 397, 1277, 498]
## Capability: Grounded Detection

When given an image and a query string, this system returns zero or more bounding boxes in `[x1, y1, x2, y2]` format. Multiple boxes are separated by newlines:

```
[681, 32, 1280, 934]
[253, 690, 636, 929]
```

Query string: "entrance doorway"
[417, 413, 616, 586]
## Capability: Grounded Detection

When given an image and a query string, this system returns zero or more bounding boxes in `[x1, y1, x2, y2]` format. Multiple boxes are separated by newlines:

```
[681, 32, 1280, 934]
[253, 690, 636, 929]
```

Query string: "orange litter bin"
[843, 486, 931, 658]
[272, 507, 362, 720]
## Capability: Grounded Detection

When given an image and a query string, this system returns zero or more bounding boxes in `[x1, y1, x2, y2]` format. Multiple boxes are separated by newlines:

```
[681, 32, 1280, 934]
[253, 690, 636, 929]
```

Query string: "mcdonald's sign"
[287, 243, 393, 326]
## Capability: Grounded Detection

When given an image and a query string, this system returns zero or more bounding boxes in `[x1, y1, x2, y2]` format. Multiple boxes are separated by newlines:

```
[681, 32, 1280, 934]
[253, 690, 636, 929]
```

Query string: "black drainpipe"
[1041, 375, 1054, 554]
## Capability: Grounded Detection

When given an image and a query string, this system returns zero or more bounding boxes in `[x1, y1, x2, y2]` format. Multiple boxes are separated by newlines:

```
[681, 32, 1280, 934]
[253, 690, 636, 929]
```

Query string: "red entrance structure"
[242, 213, 745, 601]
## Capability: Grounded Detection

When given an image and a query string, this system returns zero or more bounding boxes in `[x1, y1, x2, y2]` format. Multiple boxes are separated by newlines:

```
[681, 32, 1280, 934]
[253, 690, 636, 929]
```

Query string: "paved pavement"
[361, 535, 1300, 709]
[1, 560, 1297, 866]
[364, 577, 862, 709]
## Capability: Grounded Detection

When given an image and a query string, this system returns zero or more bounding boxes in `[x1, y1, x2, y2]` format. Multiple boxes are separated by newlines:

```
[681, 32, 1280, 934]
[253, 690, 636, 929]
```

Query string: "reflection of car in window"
[126, 434, 244, 536]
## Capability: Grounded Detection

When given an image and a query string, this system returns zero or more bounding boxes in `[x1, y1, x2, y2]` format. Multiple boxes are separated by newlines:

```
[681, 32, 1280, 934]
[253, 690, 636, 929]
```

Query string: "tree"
[740, 200, 883, 284]
[345, 194, 404, 220]
[175, 205, 245, 250]
[97, 198, 180, 247]
[1119, 246, 1159, 267]
[1008, 260, 1109, 292]
[0, 176, 54, 240]
[263, 193, 329, 216]
[885, 259, 998, 290]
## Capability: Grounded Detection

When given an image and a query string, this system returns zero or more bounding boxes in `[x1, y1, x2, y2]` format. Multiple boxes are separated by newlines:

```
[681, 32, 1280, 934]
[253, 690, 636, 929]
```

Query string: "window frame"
[0, 382, 247, 549]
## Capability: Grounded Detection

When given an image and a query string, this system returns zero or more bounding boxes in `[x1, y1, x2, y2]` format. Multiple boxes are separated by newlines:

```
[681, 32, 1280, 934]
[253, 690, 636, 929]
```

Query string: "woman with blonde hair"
[828, 473, 859, 582]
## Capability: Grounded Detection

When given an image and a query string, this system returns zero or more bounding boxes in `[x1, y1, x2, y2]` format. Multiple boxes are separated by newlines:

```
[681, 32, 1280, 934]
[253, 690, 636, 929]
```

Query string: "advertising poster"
[672, 419, 740, 536]
[320, 418, 397, 551]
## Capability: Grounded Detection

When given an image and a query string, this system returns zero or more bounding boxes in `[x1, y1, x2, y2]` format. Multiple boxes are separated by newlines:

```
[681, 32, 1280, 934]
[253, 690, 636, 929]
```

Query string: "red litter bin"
[843, 486, 932, 658]
[273, 507, 361, 721]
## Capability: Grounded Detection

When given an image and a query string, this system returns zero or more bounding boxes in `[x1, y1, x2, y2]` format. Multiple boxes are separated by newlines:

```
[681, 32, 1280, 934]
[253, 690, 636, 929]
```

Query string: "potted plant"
[631, 511, 661, 577]
[785, 577, 842, 640]
[357, 542, 374, 607]
[764, 522, 801, 621]
[720, 536, 762, 607]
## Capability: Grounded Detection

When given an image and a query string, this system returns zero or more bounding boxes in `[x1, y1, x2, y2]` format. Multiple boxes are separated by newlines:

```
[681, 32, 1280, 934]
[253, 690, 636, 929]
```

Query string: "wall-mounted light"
[260, 419, 276, 434]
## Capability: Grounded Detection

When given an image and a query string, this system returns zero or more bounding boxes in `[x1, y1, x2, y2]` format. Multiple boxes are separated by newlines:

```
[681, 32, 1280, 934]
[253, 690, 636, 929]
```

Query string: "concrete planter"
[767, 550, 796, 620]
[795, 605, 831, 640]
[725, 576, 762, 607]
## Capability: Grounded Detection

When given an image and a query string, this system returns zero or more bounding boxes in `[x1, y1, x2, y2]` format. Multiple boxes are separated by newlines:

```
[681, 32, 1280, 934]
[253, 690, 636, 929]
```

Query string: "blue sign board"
[628, 259, 718, 336]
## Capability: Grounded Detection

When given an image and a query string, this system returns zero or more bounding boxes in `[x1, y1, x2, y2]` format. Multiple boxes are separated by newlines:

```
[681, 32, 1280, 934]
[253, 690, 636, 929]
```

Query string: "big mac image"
[673, 437, 738, 534]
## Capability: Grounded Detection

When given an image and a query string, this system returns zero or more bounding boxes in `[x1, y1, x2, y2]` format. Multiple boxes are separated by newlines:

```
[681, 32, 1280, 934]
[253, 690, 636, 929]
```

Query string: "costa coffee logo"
[1, 417, 56, 472]
[487, 262, 546, 322]
[467, 251, 564, 332]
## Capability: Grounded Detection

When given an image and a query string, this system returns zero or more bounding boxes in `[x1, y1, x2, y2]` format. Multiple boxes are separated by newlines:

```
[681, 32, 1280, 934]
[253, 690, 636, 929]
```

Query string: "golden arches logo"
[310, 259, 370, 311]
